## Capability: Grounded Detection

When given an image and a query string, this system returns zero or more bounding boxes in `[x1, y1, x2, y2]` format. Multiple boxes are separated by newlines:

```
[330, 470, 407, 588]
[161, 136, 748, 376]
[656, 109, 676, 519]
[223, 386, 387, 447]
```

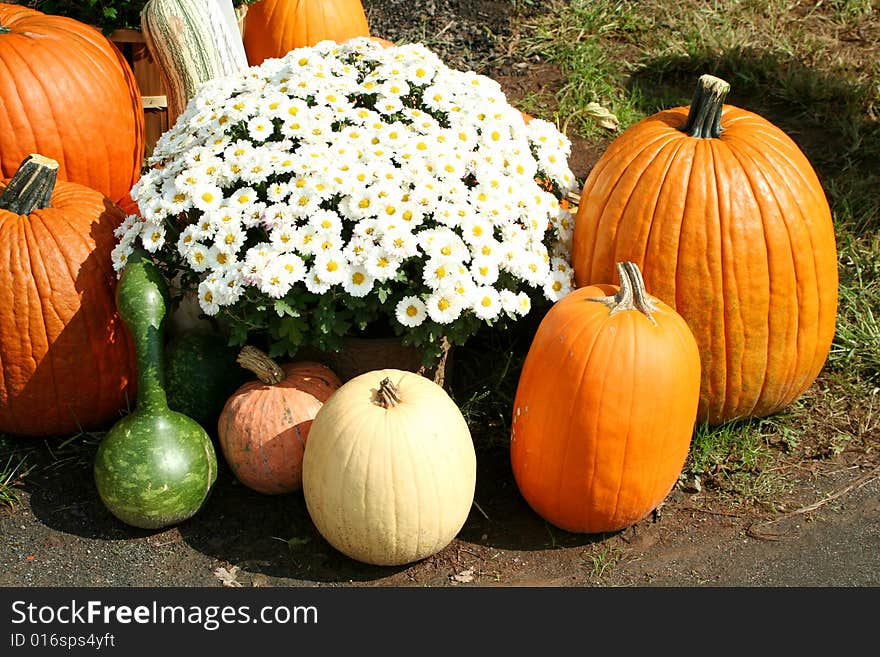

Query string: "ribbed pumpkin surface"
[242, 0, 371, 66]
[0, 180, 136, 436]
[302, 369, 476, 566]
[572, 103, 838, 425]
[218, 361, 341, 494]
[510, 276, 701, 533]
[0, 5, 144, 203]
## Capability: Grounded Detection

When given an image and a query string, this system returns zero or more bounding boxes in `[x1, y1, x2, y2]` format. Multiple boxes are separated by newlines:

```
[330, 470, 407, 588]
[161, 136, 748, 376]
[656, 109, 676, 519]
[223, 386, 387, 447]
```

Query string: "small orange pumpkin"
[218, 346, 341, 495]
[510, 262, 701, 534]
[242, 0, 372, 66]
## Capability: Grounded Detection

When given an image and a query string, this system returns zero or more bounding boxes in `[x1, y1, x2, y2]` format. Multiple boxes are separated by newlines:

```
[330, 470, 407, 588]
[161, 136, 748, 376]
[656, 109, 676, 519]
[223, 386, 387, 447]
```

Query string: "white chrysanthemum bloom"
[499, 289, 519, 316]
[121, 37, 577, 340]
[470, 255, 500, 286]
[304, 268, 332, 294]
[191, 182, 224, 213]
[514, 291, 532, 316]
[395, 295, 428, 328]
[197, 276, 222, 315]
[312, 251, 348, 285]
[214, 222, 246, 255]
[470, 286, 502, 321]
[426, 290, 463, 325]
[276, 252, 306, 283]
[140, 221, 166, 253]
[255, 259, 294, 299]
[364, 248, 400, 281]
[381, 229, 419, 261]
[422, 256, 460, 290]
[544, 269, 574, 302]
[342, 265, 374, 298]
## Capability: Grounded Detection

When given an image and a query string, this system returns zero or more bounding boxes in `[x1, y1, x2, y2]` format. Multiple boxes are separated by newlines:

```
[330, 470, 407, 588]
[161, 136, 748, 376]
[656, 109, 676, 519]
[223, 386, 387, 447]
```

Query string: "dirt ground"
[1, 1, 878, 589]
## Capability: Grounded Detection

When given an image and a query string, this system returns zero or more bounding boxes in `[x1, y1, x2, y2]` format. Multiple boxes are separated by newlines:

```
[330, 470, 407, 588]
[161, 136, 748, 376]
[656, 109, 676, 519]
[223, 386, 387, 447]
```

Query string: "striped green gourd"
[94, 248, 217, 530]
[141, 0, 249, 126]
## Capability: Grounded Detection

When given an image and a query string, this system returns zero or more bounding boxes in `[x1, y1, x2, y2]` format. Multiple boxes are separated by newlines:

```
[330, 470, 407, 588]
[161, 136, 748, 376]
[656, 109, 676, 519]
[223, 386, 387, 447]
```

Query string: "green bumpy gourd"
[164, 329, 248, 434]
[94, 249, 217, 530]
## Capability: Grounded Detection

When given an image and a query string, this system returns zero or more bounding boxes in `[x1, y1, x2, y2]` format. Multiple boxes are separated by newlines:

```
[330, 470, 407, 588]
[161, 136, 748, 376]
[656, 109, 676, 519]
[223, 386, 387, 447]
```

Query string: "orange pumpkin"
[510, 262, 701, 534]
[0, 4, 144, 204]
[0, 155, 137, 437]
[571, 74, 838, 425]
[218, 347, 342, 494]
[242, 0, 371, 66]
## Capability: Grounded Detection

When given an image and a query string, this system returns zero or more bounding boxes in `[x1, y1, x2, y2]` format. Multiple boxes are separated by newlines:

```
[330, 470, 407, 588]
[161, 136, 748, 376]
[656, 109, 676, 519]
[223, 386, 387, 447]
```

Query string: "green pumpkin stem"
[588, 261, 659, 326]
[678, 74, 731, 139]
[236, 346, 285, 385]
[376, 377, 402, 408]
[0, 25, 10, 34]
[0, 154, 58, 214]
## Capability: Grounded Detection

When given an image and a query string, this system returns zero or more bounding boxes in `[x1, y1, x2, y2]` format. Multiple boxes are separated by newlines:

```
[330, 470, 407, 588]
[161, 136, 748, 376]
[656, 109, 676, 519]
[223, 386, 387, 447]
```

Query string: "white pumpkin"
[302, 369, 476, 566]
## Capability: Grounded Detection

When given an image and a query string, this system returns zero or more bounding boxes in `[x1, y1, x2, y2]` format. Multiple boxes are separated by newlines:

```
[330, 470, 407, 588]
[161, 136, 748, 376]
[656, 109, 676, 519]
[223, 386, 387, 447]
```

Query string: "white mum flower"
[197, 277, 222, 315]
[470, 286, 501, 321]
[312, 251, 347, 285]
[395, 295, 427, 328]
[141, 221, 166, 253]
[191, 182, 224, 213]
[342, 265, 374, 298]
[470, 255, 500, 286]
[425, 290, 463, 325]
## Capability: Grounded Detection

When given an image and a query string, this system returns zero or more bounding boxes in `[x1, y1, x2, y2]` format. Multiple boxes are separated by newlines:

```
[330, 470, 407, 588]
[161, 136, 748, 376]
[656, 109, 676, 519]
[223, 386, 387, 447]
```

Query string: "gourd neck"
[117, 250, 171, 411]
[236, 346, 284, 385]
[588, 261, 659, 326]
[0, 154, 57, 214]
[678, 74, 731, 139]
[376, 378, 402, 408]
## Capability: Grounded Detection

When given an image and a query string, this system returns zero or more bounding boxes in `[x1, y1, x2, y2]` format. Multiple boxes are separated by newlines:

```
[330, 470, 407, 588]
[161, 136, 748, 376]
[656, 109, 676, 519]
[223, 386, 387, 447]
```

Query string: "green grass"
[0, 436, 32, 508]
[483, 0, 880, 504]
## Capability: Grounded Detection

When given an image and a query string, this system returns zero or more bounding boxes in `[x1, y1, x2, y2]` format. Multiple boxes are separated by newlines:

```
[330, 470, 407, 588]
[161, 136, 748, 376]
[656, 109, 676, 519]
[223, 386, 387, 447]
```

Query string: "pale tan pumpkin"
[302, 369, 476, 566]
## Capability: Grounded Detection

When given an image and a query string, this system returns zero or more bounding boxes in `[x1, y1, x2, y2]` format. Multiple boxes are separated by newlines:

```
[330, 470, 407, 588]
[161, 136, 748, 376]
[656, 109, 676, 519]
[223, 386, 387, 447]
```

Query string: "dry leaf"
[582, 102, 620, 131]
[213, 565, 242, 587]
[450, 568, 474, 584]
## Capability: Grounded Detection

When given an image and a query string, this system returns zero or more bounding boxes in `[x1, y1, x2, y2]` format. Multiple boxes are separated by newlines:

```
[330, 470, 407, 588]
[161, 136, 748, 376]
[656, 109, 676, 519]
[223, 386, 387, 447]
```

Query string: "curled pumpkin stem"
[237, 345, 285, 385]
[588, 261, 659, 326]
[376, 377, 402, 408]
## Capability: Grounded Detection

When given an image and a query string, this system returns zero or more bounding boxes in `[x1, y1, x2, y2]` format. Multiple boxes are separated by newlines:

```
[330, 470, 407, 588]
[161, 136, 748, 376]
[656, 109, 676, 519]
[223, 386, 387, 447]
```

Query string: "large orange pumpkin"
[218, 347, 342, 495]
[242, 0, 371, 66]
[0, 155, 137, 437]
[571, 74, 838, 425]
[0, 4, 144, 204]
[510, 262, 701, 534]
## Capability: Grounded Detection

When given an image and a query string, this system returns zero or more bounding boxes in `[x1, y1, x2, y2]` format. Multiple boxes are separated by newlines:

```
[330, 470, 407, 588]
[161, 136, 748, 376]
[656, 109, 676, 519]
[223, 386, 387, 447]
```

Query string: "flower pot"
[322, 336, 453, 389]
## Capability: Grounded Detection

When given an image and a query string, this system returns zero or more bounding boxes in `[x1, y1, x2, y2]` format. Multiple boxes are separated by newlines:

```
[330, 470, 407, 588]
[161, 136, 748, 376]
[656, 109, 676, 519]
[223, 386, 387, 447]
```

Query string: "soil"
[1, 1, 878, 589]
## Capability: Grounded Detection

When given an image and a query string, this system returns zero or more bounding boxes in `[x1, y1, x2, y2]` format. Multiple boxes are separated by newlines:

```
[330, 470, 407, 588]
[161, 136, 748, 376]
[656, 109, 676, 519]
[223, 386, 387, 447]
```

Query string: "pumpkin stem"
[587, 261, 659, 326]
[0, 154, 58, 214]
[678, 74, 731, 139]
[0, 26, 10, 34]
[376, 377, 402, 408]
[236, 346, 285, 385]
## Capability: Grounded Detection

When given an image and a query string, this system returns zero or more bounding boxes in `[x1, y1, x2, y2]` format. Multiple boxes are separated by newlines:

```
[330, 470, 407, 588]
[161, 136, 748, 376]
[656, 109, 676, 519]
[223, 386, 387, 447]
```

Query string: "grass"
[455, 0, 880, 506]
[0, 435, 33, 508]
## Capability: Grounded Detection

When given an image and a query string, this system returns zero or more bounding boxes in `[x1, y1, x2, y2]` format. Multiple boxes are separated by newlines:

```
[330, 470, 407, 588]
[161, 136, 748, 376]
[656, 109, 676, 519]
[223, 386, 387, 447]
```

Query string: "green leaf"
[273, 298, 299, 318]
